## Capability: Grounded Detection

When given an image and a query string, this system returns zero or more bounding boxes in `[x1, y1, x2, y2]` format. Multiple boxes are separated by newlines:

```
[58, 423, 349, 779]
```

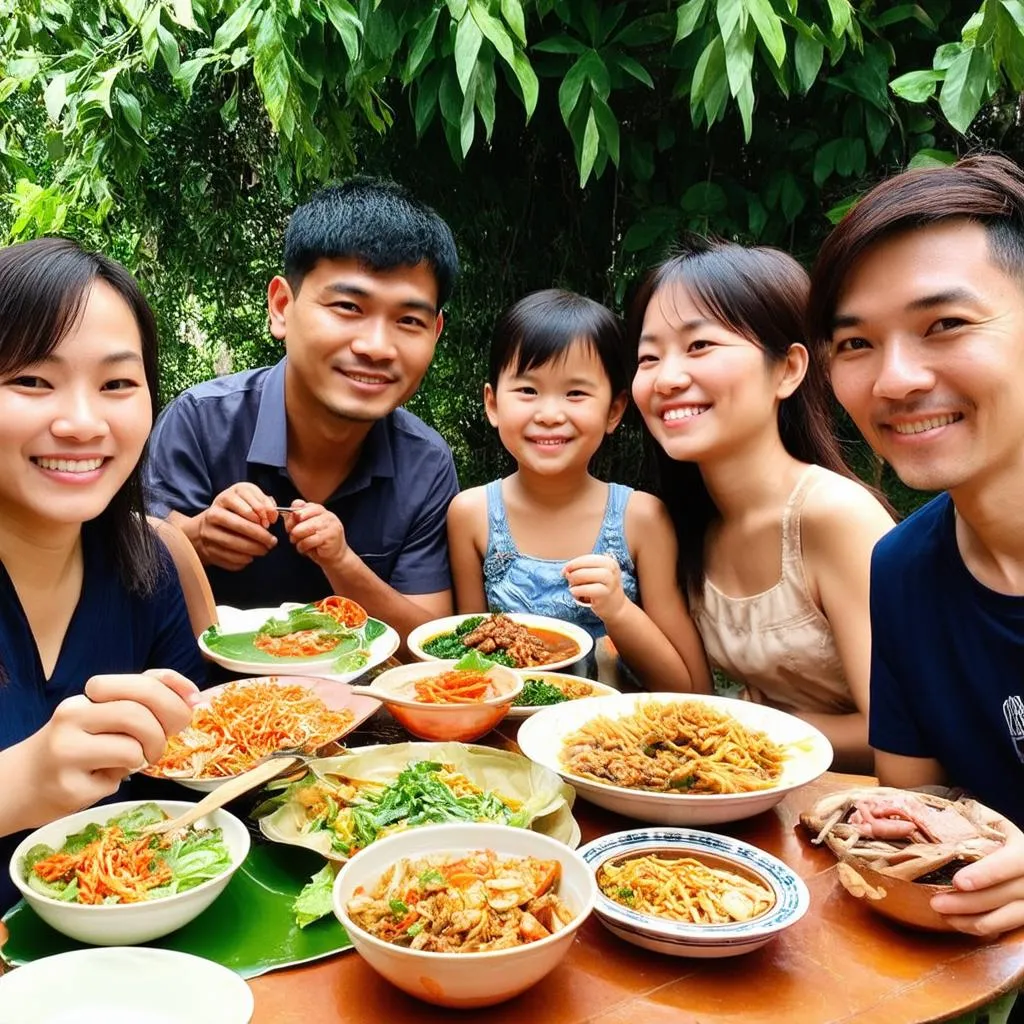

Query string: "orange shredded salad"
[315, 595, 369, 628]
[32, 827, 174, 905]
[150, 680, 355, 779]
[413, 669, 497, 704]
[253, 629, 341, 657]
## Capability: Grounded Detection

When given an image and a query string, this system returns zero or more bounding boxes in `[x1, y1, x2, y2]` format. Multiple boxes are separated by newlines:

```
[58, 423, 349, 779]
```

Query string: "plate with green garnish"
[507, 671, 618, 719]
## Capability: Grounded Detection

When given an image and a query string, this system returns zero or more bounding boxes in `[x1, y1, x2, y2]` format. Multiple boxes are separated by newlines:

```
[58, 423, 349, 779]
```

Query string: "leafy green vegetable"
[617, 888, 635, 903]
[453, 649, 496, 672]
[419, 869, 443, 886]
[406, 921, 425, 937]
[292, 863, 337, 928]
[420, 616, 516, 666]
[258, 606, 345, 638]
[364, 618, 387, 643]
[389, 898, 409, 918]
[513, 679, 570, 707]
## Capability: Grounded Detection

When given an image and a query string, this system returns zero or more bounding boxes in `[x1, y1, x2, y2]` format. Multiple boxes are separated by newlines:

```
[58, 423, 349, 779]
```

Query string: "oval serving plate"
[578, 827, 810, 957]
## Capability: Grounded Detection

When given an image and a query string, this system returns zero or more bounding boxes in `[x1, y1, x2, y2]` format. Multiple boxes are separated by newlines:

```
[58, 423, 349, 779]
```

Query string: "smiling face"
[632, 283, 804, 464]
[0, 281, 152, 530]
[271, 257, 443, 423]
[828, 220, 1024, 496]
[484, 339, 625, 476]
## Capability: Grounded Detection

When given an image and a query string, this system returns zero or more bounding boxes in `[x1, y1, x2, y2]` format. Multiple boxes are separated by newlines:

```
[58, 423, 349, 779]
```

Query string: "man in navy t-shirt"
[145, 180, 460, 638]
[808, 154, 1024, 938]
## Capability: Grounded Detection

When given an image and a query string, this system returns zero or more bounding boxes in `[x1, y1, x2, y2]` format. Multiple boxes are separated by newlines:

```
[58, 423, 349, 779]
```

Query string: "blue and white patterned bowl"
[578, 828, 810, 958]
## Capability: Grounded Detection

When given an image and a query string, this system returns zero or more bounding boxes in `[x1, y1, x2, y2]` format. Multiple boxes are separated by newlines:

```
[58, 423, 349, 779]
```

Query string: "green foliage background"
[2, 0, 1022, 516]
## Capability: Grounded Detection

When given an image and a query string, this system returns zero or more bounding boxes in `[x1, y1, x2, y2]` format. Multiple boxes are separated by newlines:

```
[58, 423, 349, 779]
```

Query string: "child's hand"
[564, 554, 628, 622]
[284, 500, 348, 568]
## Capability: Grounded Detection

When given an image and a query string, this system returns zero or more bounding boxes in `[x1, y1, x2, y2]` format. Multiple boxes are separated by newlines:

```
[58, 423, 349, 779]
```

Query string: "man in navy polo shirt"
[144, 179, 460, 637]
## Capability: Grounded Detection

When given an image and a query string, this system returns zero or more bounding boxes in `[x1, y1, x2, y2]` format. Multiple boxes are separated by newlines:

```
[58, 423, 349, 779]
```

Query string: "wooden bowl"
[835, 858, 956, 932]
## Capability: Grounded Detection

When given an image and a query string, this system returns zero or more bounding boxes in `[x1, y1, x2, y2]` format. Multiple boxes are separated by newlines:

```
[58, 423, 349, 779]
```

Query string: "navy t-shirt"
[142, 359, 459, 608]
[869, 493, 1024, 826]
[0, 523, 206, 914]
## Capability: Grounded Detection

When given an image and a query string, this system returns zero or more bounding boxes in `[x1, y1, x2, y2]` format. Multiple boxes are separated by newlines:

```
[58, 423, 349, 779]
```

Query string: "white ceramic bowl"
[406, 612, 594, 673]
[10, 800, 250, 946]
[199, 603, 400, 680]
[332, 822, 596, 1008]
[578, 828, 810, 957]
[507, 670, 618, 720]
[0, 947, 255, 1023]
[365, 660, 522, 742]
[517, 692, 833, 826]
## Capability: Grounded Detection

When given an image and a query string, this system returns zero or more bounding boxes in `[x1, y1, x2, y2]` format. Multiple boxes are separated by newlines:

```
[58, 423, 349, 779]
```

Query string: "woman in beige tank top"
[629, 240, 894, 773]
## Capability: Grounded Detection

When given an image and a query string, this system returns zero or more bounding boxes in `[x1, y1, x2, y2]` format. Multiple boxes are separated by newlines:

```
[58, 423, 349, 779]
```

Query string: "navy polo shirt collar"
[245, 357, 398, 494]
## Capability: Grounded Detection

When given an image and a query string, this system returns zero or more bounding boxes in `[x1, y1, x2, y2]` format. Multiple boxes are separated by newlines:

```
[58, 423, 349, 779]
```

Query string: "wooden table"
[247, 720, 1024, 1024]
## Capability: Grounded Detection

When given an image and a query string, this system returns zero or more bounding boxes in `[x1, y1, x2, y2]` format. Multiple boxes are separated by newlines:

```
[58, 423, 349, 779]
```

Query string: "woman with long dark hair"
[0, 238, 203, 913]
[630, 239, 893, 772]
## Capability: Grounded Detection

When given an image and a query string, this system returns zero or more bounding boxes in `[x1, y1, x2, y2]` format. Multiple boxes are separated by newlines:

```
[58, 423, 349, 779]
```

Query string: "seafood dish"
[20, 803, 232, 905]
[597, 851, 776, 925]
[560, 699, 785, 794]
[345, 849, 576, 951]
[146, 678, 356, 780]
[421, 613, 580, 668]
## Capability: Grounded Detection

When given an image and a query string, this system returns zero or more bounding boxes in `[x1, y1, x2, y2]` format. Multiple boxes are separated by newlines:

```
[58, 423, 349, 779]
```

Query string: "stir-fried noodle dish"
[598, 853, 775, 925]
[346, 850, 575, 951]
[560, 700, 785, 794]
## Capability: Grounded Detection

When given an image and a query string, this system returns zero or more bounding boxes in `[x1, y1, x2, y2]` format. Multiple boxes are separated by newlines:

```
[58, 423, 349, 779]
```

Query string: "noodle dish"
[578, 827, 810, 958]
[517, 692, 833, 826]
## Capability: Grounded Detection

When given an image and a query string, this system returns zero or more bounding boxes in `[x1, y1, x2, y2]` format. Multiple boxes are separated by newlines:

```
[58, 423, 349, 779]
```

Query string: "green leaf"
[174, 57, 209, 102]
[780, 172, 805, 221]
[746, 0, 786, 67]
[622, 208, 673, 252]
[532, 34, 586, 54]
[414, 76, 439, 136]
[716, 0, 746, 45]
[115, 88, 143, 135]
[794, 32, 823, 93]
[475, 57, 496, 140]
[140, 5, 162, 67]
[501, 0, 527, 44]
[690, 35, 726, 125]
[579, 105, 599, 186]
[220, 83, 240, 127]
[614, 53, 653, 88]
[681, 181, 727, 214]
[447, 0, 468, 18]
[252, 10, 292, 136]
[90, 67, 120, 117]
[938, 46, 990, 134]
[558, 55, 590, 125]
[747, 192, 768, 236]
[213, 0, 262, 54]
[43, 73, 68, 122]
[890, 68, 943, 103]
[404, 6, 440, 81]
[510, 50, 539, 118]
[722, 20, 755, 99]
[322, 0, 361, 62]
[157, 22, 182, 76]
[825, 0, 852, 37]
[826, 193, 860, 224]
[454, 12, 483, 93]
[908, 147, 957, 169]
[118, 0, 145, 26]
[872, 4, 936, 30]
[864, 105, 891, 155]
[674, 0, 706, 43]
[459, 81, 476, 156]
[171, 0, 199, 30]
[736, 75, 754, 141]
[591, 92, 619, 164]
[470, 0, 515, 66]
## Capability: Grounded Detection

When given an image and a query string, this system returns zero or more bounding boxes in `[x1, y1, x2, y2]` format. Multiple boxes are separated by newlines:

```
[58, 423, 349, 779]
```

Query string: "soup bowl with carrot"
[366, 654, 523, 742]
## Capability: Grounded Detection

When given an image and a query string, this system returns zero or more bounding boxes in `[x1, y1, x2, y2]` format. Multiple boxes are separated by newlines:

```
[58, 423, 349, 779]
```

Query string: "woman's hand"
[930, 818, 1024, 935]
[2, 669, 199, 835]
[564, 554, 629, 623]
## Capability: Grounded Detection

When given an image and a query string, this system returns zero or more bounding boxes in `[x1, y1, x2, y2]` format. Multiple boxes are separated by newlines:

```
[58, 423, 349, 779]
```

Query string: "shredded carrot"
[253, 629, 341, 657]
[149, 679, 355, 779]
[413, 669, 497, 704]
[315, 596, 369, 629]
[32, 826, 174, 905]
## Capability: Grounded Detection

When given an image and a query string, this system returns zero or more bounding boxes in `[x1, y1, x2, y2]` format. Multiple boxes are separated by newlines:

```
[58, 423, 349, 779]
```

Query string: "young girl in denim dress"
[446, 289, 710, 692]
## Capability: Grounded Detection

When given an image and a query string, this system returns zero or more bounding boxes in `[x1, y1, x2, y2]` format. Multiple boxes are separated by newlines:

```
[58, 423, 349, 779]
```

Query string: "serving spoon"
[141, 748, 312, 836]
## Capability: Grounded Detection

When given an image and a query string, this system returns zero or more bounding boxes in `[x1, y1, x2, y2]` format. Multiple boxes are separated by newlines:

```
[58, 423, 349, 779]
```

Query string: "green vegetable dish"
[513, 676, 597, 707]
[421, 615, 516, 666]
[21, 803, 233, 905]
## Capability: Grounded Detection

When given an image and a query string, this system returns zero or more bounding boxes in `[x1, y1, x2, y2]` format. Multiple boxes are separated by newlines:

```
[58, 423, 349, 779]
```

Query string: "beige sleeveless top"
[692, 466, 855, 716]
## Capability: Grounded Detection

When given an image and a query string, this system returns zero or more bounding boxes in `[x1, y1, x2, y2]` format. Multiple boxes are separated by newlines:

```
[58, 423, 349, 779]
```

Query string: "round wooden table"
[245, 727, 1024, 1024]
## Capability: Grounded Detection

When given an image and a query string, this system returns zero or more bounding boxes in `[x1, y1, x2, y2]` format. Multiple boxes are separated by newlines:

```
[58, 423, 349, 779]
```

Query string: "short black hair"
[488, 289, 630, 395]
[283, 177, 460, 309]
[0, 237, 160, 594]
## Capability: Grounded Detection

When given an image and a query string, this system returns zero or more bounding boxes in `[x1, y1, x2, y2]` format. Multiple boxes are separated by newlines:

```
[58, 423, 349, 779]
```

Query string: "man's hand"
[11, 670, 200, 831]
[284, 501, 349, 571]
[564, 554, 629, 622]
[188, 482, 279, 570]
[930, 817, 1024, 936]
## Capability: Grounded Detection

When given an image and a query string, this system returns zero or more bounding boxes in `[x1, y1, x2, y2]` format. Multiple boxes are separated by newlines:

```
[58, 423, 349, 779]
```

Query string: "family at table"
[1, 152, 1023, 972]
